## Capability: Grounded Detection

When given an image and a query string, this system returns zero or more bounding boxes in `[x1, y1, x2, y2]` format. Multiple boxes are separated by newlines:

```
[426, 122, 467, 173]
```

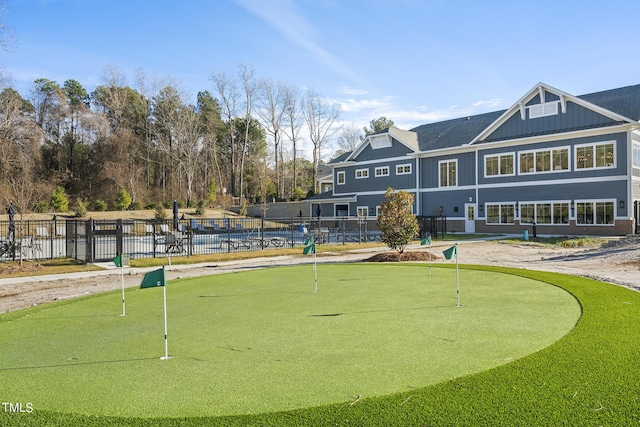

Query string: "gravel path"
[1, 237, 638, 314]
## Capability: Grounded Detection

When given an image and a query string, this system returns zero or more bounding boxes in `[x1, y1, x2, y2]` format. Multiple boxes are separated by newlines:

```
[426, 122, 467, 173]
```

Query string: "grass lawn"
[0, 264, 580, 423]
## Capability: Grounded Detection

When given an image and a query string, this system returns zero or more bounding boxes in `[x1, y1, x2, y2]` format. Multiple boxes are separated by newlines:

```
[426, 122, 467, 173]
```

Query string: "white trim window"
[485, 203, 515, 224]
[575, 141, 615, 170]
[375, 166, 390, 177]
[519, 147, 569, 174]
[396, 163, 412, 175]
[519, 202, 570, 225]
[369, 135, 392, 149]
[337, 171, 345, 185]
[633, 142, 640, 168]
[485, 153, 514, 177]
[355, 168, 369, 179]
[527, 101, 559, 119]
[356, 206, 368, 217]
[439, 160, 457, 187]
[575, 200, 615, 225]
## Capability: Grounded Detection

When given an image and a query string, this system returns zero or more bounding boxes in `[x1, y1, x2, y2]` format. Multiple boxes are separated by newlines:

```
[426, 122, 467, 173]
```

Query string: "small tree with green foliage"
[154, 205, 167, 219]
[50, 186, 69, 212]
[114, 188, 132, 211]
[377, 188, 420, 254]
[207, 179, 217, 206]
[72, 198, 87, 218]
[93, 200, 107, 211]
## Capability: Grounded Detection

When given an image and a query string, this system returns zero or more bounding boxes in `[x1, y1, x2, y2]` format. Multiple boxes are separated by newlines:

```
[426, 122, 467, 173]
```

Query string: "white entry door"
[465, 203, 476, 233]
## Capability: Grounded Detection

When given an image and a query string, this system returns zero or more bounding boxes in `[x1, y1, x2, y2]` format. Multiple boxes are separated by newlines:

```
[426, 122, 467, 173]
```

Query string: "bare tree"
[303, 89, 341, 193]
[282, 84, 303, 194]
[238, 64, 257, 203]
[211, 70, 240, 197]
[256, 78, 287, 199]
[335, 122, 363, 157]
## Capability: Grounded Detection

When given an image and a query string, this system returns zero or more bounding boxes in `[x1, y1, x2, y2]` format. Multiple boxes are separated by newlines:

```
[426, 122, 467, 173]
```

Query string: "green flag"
[303, 243, 316, 255]
[304, 237, 313, 246]
[140, 268, 166, 289]
[443, 245, 457, 260]
[113, 254, 122, 268]
[421, 236, 431, 246]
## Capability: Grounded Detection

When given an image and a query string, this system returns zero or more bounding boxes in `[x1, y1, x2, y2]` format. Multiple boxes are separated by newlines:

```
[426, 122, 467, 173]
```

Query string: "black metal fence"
[1, 216, 388, 263]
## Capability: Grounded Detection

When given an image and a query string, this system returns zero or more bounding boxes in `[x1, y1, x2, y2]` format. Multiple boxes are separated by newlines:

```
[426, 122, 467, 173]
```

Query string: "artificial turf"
[0, 264, 613, 426]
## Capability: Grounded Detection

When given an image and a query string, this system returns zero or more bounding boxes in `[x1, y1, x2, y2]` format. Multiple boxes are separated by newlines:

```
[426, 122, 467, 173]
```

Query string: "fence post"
[87, 218, 94, 263]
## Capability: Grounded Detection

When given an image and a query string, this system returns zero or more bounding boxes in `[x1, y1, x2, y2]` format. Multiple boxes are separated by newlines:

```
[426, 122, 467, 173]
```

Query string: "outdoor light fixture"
[439, 206, 444, 215]
[619, 200, 625, 209]
[479, 205, 483, 212]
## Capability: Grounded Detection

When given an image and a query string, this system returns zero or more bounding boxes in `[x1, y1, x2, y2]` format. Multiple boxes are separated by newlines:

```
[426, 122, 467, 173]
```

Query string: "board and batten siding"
[334, 159, 416, 194]
[420, 188, 475, 217]
[481, 101, 620, 143]
[478, 180, 628, 218]
[477, 132, 628, 186]
[352, 137, 414, 162]
[420, 152, 475, 188]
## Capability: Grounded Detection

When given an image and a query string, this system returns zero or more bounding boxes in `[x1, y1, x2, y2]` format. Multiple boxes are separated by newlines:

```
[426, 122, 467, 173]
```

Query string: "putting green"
[0, 264, 580, 418]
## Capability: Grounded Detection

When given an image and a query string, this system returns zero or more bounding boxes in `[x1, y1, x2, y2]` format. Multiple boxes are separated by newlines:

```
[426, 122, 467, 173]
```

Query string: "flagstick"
[120, 262, 126, 316]
[313, 251, 318, 293]
[429, 240, 432, 276]
[455, 244, 460, 307]
[160, 267, 172, 360]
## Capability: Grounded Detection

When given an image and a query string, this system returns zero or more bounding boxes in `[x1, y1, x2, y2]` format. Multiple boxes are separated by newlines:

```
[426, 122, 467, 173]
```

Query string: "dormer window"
[527, 101, 559, 119]
[369, 135, 392, 149]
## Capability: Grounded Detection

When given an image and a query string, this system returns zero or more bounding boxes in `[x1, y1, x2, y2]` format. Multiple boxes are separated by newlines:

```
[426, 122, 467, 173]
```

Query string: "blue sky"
[2, 0, 639, 135]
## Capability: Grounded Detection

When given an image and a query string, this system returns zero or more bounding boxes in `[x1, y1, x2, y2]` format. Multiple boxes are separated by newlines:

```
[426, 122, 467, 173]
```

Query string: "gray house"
[312, 82, 640, 236]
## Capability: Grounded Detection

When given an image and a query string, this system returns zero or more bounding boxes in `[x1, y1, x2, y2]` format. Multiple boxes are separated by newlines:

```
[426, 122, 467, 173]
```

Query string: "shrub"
[50, 186, 69, 212]
[154, 205, 167, 219]
[93, 200, 107, 211]
[292, 187, 306, 201]
[129, 201, 142, 211]
[195, 199, 206, 216]
[33, 201, 50, 213]
[114, 188, 132, 211]
[72, 198, 87, 218]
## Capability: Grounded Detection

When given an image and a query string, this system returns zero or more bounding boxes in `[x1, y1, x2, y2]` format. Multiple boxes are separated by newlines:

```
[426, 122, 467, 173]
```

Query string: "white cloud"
[232, 0, 363, 83]
[339, 86, 369, 96]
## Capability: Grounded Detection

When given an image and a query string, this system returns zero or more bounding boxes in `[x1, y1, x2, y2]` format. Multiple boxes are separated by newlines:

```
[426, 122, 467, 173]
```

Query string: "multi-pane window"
[337, 171, 345, 185]
[355, 169, 369, 179]
[357, 206, 368, 217]
[576, 142, 615, 169]
[439, 160, 457, 187]
[633, 142, 640, 168]
[576, 201, 614, 225]
[485, 153, 514, 177]
[486, 204, 514, 224]
[520, 148, 569, 174]
[396, 164, 412, 175]
[520, 202, 570, 224]
[375, 166, 389, 177]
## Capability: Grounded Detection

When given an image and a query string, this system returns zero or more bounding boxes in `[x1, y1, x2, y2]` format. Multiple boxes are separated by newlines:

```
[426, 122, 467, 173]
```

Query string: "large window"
[337, 171, 345, 185]
[520, 202, 569, 225]
[633, 142, 640, 168]
[575, 142, 615, 169]
[486, 203, 514, 224]
[485, 153, 514, 177]
[576, 201, 614, 225]
[439, 160, 457, 187]
[519, 147, 569, 174]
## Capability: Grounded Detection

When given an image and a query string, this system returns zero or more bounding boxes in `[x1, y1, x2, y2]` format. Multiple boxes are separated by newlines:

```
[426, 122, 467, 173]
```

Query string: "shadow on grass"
[307, 305, 451, 317]
[0, 357, 159, 372]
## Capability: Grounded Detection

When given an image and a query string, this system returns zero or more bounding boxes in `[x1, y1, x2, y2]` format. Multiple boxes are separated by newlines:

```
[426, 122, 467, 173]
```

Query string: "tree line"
[0, 63, 354, 215]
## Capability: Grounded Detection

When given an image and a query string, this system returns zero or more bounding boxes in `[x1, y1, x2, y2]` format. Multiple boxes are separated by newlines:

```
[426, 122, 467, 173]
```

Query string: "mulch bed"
[365, 251, 441, 262]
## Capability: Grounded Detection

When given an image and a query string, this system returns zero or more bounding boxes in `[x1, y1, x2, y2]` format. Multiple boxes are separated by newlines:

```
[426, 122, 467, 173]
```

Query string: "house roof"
[410, 110, 505, 150]
[414, 82, 640, 150]
[578, 83, 640, 122]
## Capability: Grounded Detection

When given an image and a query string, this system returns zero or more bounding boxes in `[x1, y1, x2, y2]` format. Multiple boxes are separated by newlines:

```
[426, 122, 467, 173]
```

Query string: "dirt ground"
[1, 236, 639, 314]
